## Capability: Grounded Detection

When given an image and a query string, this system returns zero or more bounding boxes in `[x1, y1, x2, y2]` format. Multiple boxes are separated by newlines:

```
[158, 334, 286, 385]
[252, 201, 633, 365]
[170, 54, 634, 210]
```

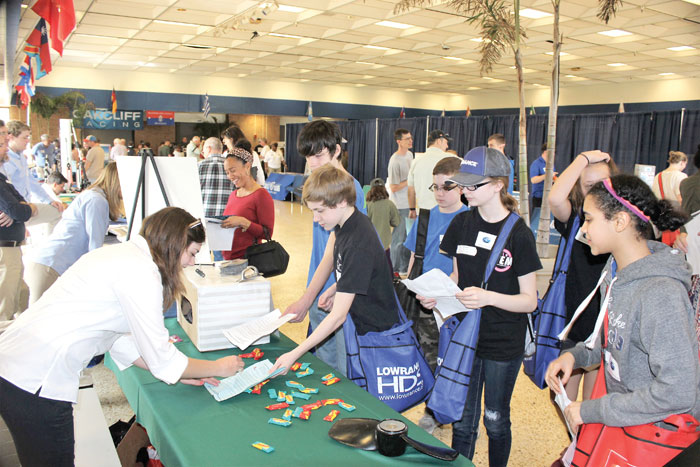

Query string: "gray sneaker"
[418, 413, 438, 434]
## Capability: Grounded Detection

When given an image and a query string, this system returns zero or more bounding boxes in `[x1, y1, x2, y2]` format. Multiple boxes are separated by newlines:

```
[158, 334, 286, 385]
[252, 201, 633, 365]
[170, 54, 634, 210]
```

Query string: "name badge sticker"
[456, 245, 477, 256]
[604, 350, 621, 382]
[475, 231, 497, 250]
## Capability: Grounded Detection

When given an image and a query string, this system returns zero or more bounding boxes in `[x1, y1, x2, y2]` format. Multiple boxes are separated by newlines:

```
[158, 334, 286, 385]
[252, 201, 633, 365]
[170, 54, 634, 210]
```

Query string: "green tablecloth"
[106, 319, 473, 466]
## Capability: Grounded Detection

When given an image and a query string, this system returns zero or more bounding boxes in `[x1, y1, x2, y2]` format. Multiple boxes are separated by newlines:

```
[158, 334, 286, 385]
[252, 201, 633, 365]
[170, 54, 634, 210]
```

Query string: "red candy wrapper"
[322, 377, 341, 386]
[299, 410, 311, 420]
[240, 348, 264, 360]
[265, 402, 290, 411]
[323, 409, 340, 422]
[290, 362, 302, 371]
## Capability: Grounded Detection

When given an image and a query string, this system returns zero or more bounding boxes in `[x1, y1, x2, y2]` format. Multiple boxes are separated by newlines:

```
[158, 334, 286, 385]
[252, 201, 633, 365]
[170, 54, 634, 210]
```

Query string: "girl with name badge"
[0, 207, 244, 466]
[546, 175, 700, 464]
[547, 151, 617, 413]
[418, 146, 541, 465]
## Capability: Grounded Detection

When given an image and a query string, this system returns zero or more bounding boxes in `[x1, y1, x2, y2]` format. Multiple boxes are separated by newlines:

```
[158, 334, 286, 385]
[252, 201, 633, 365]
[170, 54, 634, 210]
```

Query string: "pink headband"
[602, 178, 650, 223]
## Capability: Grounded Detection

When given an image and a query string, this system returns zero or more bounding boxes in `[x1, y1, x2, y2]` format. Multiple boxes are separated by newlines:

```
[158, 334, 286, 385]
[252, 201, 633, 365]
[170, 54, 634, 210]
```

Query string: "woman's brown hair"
[139, 207, 206, 311]
[493, 176, 519, 213]
[366, 184, 389, 202]
[88, 162, 123, 221]
[569, 159, 619, 210]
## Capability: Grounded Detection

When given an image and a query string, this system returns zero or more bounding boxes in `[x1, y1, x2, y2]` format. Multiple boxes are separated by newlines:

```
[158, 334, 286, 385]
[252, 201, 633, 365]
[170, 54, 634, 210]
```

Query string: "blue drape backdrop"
[285, 110, 699, 187]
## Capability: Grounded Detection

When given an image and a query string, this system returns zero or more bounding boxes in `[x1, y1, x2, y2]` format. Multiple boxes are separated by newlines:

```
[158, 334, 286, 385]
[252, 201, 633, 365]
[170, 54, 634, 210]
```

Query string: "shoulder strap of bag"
[658, 172, 666, 199]
[261, 225, 272, 242]
[408, 208, 431, 280]
[481, 212, 520, 289]
[556, 214, 581, 274]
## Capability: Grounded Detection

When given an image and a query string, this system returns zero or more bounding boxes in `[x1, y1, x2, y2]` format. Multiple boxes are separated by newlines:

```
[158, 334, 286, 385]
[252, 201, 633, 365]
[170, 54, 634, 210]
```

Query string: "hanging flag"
[202, 93, 211, 120]
[15, 56, 35, 109]
[440, 109, 445, 117]
[530, 105, 536, 115]
[307, 101, 313, 121]
[111, 88, 117, 114]
[399, 106, 405, 119]
[618, 102, 625, 113]
[25, 19, 52, 77]
[466, 106, 471, 117]
[32, 0, 76, 56]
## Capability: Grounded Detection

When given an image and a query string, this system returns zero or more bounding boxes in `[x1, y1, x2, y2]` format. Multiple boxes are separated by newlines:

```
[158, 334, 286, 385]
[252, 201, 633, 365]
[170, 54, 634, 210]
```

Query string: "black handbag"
[244, 226, 289, 277]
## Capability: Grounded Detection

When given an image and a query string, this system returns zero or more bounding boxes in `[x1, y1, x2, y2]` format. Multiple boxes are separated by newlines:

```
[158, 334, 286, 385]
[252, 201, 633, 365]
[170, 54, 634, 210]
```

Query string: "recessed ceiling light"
[519, 8, 552, 19]
[363, 45, 389, 50]
[300, 78, 310, 82]
[356, 61, 374, 65]
[418, 81, 430, 85]
[355, 83, 366, 87]
[659, 72, 675, 76]
[362, 75, 374, 79]
[278, 5, 304, 13]
[375, 20, 412, 29]
[405, 88, 417, 91]
[565, 74, 577, 78]
[607, 63, 626, 67]
[137, 62, 156, 67]
[667, 46, 695, 51]
[546, 51, 569, 56]
[598, 29, 632, 37]
[269, 33, 302, 39]
[424, 69, 438, 73]
[153, 20, 201, 27]
[467, 86, 481, 90]
[443, 56, 462, 61]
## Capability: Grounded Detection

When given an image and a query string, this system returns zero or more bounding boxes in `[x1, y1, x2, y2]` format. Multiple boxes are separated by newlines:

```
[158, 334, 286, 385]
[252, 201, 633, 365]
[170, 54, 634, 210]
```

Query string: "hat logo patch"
[463, 160, 478, 167]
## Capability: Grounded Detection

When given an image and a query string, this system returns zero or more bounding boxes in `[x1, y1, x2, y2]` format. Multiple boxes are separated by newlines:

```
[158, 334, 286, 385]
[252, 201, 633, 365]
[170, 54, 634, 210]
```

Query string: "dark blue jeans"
[452, 354, 523, 466]
[0, 377, 74, 466]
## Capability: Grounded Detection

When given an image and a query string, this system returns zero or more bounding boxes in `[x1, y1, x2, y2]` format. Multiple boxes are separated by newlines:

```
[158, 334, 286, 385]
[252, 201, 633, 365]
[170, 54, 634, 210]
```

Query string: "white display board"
[116, 155, 211, 263]
[634, 164, 656, 188]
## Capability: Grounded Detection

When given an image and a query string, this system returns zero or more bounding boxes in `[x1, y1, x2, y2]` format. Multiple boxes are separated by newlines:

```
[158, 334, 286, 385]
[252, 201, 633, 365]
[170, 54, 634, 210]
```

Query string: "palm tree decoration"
[597, 0, 624, 23]
[394, 0, 530, 222]
[32, 90, 94, 134]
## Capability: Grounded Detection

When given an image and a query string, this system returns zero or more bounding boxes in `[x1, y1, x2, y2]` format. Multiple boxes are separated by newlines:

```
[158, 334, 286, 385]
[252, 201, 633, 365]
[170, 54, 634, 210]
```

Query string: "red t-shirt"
[222, 188, 275, 260]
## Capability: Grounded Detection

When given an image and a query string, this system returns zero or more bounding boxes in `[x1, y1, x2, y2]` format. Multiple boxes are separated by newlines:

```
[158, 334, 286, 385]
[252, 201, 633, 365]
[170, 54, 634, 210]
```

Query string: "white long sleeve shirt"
[0, 235, 188, 403]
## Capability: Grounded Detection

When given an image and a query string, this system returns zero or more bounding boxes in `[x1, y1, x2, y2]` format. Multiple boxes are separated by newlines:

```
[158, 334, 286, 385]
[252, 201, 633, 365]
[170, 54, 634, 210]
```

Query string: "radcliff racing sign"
[75, 109, 143, 130]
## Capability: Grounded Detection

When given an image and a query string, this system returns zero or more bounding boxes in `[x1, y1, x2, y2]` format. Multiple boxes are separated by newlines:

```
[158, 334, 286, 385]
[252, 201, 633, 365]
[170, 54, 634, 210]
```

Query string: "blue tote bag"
[343, 297, 435, 412]
[523, 216, 580, 389]
[427, 212, 520, 424]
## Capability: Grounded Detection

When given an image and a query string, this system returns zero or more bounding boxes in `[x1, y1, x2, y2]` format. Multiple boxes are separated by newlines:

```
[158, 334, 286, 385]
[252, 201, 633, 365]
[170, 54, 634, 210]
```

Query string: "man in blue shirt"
[0, 119, 37, 322]
[31, 134, 57, 180]
[529, 143, 557, 234]
[284, 121, 365, 376]
[1, 121, 63, 234]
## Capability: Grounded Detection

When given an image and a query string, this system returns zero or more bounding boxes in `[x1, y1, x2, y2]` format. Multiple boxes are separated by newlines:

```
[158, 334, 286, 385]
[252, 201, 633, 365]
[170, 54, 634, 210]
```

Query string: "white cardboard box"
[177, 265, 272, 352]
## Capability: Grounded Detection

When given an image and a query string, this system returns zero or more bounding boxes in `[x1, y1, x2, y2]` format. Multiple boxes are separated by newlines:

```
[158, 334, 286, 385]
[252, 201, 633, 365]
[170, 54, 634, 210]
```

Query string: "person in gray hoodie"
[546, 174, 699, 433]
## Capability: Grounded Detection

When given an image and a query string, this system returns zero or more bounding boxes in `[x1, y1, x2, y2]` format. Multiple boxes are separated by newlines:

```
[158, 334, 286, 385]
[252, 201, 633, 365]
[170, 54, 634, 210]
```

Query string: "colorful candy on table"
[234, 358, 355, 455]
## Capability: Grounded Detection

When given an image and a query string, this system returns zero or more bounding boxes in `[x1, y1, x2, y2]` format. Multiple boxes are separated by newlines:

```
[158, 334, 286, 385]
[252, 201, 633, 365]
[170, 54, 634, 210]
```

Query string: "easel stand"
[126, 149, 170, 240]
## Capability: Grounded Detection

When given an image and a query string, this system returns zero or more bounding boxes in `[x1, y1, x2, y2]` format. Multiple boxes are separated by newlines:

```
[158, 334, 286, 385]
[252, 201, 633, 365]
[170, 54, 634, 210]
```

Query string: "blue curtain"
[681, 110, 700, 175]
[376, 117, 427, 181]
[285, 122, 307, 174]
[336, 120, 376, 186]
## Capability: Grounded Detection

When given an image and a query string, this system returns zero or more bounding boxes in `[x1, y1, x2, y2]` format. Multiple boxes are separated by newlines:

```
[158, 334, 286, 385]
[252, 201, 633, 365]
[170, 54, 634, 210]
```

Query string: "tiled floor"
[1, 199, 571, 466]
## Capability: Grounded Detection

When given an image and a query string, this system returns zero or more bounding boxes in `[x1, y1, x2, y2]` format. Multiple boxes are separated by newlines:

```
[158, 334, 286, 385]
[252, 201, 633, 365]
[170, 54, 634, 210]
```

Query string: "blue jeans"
[390, 208, 410, 273]
[452, 354, 523, 466]
[530, 206, 541, 236]
[308, 297, 347, 376]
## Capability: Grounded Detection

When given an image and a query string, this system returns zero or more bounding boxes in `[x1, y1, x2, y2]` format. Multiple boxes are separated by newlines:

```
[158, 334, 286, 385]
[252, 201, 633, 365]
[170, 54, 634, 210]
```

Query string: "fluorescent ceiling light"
[269, 33, 302, 39]
[565, 74, 577, 78]
[278, 5, 304, 13]
[375, 20, 412, 29]
[659, 72, 675, 76]
[667, 46, 695, 51]
[356, 61, 374, 65]
[424, 69, 438, 73]
[483, 76, 494, 80]
[363, 45, 389, 50]
[237, 73, 247, 77]
[607, 62, 626, 67]
[405, 88, 417, 91]
[467, 86, 481, 90]
[443, 56, 462, 61]
[355, 83, 366, 87]
[598, 29, 632, 37]
[546, 51, 569, 55]
[153, 20, 201, 27]
[137, 62, 156, 67]
[470, 38, 484, 42]
[519, 8, 552, 19]
[418, 81, 430, 85]
[300, 78, 310, 82]
[681, 0, 700, 5]
[362, 75, 374, 79]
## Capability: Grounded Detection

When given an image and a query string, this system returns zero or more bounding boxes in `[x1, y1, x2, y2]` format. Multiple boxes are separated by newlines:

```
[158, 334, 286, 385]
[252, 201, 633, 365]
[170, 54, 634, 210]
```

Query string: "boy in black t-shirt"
[272, 165, 399, 374]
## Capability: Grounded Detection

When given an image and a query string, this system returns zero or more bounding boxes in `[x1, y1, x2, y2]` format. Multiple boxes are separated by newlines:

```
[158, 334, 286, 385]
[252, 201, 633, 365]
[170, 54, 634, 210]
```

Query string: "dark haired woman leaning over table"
[0, 207, 243, 466]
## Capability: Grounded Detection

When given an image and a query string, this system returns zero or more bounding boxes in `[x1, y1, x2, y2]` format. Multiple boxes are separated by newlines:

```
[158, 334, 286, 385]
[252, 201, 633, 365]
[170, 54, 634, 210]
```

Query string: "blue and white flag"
[307, 101, 313, 121]
[203, 93, 211, 120]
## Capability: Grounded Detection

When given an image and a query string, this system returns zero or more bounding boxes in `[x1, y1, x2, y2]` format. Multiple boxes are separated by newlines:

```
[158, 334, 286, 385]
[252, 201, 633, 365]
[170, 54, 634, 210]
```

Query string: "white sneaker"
[418, 413, 438, 434]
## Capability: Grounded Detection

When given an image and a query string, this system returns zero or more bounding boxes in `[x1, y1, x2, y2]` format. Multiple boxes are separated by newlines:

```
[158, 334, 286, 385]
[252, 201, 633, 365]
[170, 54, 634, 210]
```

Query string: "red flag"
[25, 19, 52, 75]
[111, 88, 117, 114]
[399, 106, 405, 119]
[32, 0, 76, 56]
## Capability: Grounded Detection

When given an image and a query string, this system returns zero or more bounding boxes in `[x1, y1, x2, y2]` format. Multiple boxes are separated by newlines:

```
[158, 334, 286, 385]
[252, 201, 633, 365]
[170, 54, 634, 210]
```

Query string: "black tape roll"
[375, 419, 408, 457]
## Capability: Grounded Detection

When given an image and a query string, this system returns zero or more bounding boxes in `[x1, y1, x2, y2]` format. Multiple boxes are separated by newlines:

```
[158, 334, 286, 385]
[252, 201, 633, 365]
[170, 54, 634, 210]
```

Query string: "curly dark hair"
[587, 174, 688, 239]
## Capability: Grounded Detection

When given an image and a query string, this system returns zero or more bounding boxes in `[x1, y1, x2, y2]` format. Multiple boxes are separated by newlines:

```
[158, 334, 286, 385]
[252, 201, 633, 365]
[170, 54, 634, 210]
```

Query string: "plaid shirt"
[198, 155, 234, 217]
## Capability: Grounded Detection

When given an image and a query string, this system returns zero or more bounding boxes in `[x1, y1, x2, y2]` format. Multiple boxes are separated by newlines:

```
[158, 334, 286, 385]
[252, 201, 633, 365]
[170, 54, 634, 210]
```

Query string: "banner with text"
[75, 109, 143, 130]
[146, 110, 175, 126]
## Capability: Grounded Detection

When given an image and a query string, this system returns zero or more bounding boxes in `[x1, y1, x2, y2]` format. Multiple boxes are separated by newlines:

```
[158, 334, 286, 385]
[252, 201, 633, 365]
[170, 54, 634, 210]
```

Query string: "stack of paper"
[554, 378, 575, 440]
[204, 359, 285, 402]
[401, 268, 469, 328]
[223, 309, 293, 350]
